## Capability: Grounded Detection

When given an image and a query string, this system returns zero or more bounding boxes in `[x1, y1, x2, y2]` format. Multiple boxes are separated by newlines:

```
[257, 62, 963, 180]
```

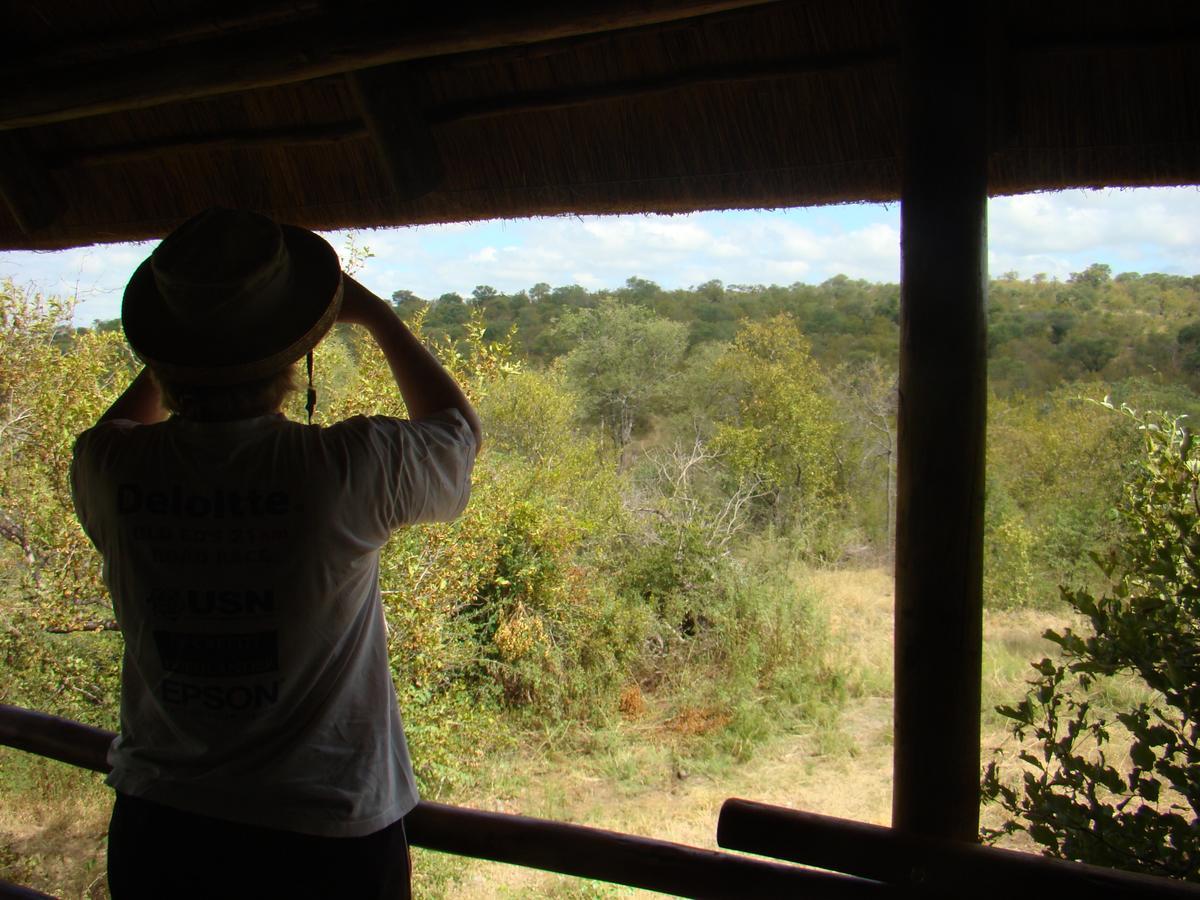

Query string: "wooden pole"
[0, 704, 883, 899]
[892, 2, 988, 840]
[347, 66, 444, 203]
[405, 801, 885, 898]
[717, 799, 1200, 899]
[0, 1, 782, 131]
[0, 877, 56, 899]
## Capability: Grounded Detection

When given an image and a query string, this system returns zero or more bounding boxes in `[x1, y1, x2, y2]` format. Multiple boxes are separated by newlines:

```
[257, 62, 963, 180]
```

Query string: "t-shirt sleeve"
[328, 409, 477, 542]
[70, 419, 141, 550]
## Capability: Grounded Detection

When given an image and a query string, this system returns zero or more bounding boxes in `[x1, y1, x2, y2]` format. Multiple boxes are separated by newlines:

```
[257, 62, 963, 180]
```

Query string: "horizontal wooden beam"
[429, 47, 896, 125]
[0, 703, 107, 773]
[718, 799, 1200, 899]
[13, 0, 323, 69]
[0, 1, 783, 131]
[41, 45, 893, 170]
[0, 877, 56, 900]
[0, 703, 885, 898]
[45, 122, 368, 168]
[406, 801, 886, 898]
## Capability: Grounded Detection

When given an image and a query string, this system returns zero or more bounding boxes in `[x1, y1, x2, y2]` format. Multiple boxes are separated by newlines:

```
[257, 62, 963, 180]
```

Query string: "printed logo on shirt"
[161, 678, 280, 712]
[147, 589, 276, 619]
[117, 483, 290, 518]
[153, 630, 279, 677]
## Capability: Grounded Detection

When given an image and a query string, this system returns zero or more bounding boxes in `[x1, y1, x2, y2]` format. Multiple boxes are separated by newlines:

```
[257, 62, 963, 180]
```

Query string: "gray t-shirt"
[71, 409, 476, 837]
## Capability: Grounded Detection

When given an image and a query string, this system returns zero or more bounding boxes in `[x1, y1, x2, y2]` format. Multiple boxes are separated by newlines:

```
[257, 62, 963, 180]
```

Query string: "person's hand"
[336, 275, 387, 326]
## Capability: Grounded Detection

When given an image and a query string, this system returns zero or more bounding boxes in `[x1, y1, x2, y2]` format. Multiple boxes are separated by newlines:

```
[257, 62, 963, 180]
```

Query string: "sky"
[1, 186, 1198, 326]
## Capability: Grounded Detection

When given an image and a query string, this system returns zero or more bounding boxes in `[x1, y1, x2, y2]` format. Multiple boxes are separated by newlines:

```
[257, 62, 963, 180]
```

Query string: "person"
[70, 208, 482, 899]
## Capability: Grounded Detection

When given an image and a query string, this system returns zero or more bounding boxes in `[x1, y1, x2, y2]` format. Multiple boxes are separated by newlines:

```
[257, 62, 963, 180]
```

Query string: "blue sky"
[1, 186, 1197, 326]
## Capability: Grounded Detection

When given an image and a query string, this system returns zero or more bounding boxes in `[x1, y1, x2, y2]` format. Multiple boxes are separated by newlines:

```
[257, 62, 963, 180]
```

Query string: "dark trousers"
[107, 792, 412, 899]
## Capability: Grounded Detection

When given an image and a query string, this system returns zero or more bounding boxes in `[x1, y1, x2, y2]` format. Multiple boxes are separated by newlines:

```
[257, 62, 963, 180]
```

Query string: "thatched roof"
[1, 0, 1197, 250]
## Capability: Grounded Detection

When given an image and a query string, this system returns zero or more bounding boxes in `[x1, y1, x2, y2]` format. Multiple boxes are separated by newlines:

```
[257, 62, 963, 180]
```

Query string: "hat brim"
[123, 224, 343, 386]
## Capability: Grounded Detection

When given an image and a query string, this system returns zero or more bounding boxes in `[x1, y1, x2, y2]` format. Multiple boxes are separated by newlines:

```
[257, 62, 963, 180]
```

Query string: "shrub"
[982, 404, 1200, 880]
[0, 281, 130, 721]
[984, 387, 1135, 608]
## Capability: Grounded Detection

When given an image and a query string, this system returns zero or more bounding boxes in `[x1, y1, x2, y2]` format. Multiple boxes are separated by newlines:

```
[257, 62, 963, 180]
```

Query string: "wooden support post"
[893, 3, 988, 840]
[347, 66, 444, 203]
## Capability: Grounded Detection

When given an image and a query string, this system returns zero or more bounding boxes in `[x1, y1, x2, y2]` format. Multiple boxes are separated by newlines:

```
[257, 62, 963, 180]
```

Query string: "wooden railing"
[0, 703, 882, 899]
[6, 703, 1199, 899]
[718, 798, 1200, 899]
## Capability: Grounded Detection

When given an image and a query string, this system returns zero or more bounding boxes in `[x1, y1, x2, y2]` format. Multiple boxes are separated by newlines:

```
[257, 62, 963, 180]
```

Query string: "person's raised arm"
[337, 275, 483, 449]
[96, 367, 170, 426]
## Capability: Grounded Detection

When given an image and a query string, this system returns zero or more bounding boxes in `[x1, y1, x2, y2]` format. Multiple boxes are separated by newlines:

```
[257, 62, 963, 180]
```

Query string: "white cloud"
[761, 259, 813, 281]
[988, 187, 1200, 276]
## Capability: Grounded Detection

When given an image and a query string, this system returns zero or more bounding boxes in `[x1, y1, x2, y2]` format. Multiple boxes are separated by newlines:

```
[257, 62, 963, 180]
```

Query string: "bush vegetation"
[983, 405, 1200, 880]
[4, 260, 1200, 887]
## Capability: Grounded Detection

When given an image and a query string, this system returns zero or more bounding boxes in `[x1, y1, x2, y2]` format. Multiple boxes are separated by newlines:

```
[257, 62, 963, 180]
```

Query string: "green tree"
[0, 279, 130, 721]
[984, 386, 1136, 608]
[710, 314, 841, 544]
[0, 280, 132, 629]
[829, 357, 898, 554]
[983, 404, 1200, 879]
[1064, 334, 1119, 374]
[1069, 263, 1113, 290]
[1178, 322, 1200, 375]
[557, 300, 688, 449]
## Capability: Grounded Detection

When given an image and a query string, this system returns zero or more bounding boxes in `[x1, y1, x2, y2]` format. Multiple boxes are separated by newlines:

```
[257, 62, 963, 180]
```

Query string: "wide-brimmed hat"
[123, 208, 343, 386]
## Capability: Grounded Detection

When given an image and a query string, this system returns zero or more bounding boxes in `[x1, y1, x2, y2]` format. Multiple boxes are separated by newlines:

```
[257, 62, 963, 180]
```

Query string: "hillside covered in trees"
[21, 263, 1200, 713]
[5, 264, 1200, 886]
[388, 263, 1200, 396]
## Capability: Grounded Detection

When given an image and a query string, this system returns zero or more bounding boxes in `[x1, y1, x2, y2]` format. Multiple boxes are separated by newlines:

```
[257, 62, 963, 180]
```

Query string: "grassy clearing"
[2, 567, 1078, 898]
[425, 567, 1076, 896]
[0, 751, 110, 899]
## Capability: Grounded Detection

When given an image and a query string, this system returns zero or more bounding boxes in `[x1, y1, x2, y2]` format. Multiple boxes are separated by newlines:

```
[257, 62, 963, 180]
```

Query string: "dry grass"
[800, 567, 895, 698]
[435, 567, 1079, 896]
[0, 752, 111, 899]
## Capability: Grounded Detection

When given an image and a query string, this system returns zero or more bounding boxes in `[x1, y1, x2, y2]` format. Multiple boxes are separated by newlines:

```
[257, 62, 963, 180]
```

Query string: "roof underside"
[2, 0, 1198, 250]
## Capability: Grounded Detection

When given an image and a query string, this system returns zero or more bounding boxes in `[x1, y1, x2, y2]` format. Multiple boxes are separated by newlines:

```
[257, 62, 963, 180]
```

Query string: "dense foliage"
[983, 405, 1200, 879]
[0, 280, 129, 725]
[380, 266, 1200, 398]
[8, 262, 1200, 809]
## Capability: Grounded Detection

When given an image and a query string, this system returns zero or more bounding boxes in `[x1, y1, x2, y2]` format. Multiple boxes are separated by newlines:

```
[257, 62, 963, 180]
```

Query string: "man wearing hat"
[71, 209, 482, 898]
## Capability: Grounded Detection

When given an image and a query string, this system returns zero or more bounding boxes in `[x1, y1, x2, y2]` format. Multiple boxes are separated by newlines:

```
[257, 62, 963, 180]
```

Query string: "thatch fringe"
[1, 0, 1198, 249]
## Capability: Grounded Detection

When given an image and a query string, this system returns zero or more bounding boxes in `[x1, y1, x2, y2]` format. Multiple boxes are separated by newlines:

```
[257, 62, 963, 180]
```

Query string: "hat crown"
[122, 207, 342, 386]
[150, 208, 291, 328]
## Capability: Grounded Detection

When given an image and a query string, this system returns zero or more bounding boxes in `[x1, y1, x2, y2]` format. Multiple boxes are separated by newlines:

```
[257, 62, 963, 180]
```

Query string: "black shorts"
[107, 791, 412, 899]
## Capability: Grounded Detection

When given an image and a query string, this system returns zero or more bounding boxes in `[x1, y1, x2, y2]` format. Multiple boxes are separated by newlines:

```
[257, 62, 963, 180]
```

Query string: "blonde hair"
[152, 363, 299, 421]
